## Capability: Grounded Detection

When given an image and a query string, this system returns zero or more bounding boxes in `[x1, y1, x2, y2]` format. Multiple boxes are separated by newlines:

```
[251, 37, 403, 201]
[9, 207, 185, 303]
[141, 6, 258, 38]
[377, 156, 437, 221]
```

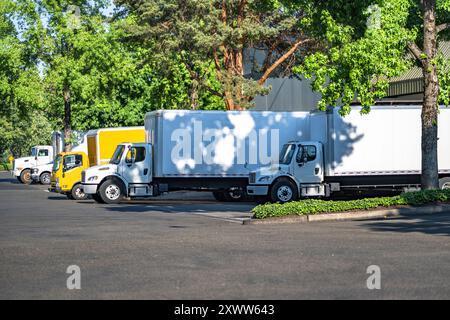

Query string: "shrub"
[252, 189, 450, 219]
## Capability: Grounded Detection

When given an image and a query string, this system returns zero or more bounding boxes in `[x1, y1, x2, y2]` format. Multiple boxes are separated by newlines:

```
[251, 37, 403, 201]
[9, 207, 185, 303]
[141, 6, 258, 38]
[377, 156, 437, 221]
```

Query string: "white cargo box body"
[145, 110, 311, 177]
[309, 106, 450, 177]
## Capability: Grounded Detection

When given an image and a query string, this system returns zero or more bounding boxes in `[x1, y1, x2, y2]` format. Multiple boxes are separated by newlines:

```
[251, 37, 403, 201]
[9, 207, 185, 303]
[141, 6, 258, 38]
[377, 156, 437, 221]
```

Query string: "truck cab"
[247, 141, 326, 203]
[82, 143, 153, 203]
[11, 146, 54, 184]
[50, 151, 90, 200]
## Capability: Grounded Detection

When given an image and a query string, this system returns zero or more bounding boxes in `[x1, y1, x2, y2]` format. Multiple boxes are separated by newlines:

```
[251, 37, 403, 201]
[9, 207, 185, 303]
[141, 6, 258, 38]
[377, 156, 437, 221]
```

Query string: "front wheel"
[98, 179, 124, 204]
[20, 169, 32, 184]
[270, 179, 298, 203]
[71, 183, 88, 200]
[39, 172, 51, 185]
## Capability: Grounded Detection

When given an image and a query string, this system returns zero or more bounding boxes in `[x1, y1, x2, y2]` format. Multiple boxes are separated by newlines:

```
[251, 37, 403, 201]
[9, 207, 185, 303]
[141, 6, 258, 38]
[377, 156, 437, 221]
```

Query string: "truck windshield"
[53, 155, 61, 172]
[279, 144, 296, 165]
[110, 145, 125, 165]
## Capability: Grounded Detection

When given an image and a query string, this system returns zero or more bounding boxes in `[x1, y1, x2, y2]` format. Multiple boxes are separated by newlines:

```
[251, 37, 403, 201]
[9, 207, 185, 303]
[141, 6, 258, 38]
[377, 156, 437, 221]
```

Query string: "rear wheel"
[270, 178, 298, 203]
[20, 169, 32, 184]
[223, 187, 246, 202]
[439, 177, 450, 190]
[71, 183, 88, 200]
[99, 179, 124, 204]
[39, 172, 51, 185]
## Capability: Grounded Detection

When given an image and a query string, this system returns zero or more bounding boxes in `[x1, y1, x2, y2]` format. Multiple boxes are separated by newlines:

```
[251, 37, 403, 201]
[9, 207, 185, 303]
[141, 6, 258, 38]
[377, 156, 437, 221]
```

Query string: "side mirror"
[131, 148, 136, 164]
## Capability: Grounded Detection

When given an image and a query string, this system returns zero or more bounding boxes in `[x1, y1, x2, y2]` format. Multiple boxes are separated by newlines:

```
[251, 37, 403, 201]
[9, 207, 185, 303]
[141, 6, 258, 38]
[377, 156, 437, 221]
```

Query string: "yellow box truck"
[50, 127, 145, 200]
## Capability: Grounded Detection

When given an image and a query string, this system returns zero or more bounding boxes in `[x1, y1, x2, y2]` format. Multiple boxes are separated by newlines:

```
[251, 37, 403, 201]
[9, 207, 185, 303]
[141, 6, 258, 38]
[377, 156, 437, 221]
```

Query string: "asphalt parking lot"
[1, 171, 450, 299]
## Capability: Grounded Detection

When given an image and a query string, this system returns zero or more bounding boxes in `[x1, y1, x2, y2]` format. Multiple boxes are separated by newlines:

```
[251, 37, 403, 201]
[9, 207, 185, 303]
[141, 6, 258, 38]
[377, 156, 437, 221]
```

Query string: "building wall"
[251, 77, 321, 112]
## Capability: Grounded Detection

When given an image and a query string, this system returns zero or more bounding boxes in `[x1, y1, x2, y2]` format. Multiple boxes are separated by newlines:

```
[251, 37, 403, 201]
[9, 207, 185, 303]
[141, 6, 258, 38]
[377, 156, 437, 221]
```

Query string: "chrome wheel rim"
[105, 184, 120, 200]
[74, 187, 85, 199]
[23, 171, 31, 183]
[228, 188, 242, 200]
[277, 185, 293, 202]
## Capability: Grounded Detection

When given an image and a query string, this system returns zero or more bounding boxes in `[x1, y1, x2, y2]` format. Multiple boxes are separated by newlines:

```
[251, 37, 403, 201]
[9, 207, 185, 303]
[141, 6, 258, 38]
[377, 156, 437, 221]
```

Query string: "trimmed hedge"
[252, 189, 450, 219]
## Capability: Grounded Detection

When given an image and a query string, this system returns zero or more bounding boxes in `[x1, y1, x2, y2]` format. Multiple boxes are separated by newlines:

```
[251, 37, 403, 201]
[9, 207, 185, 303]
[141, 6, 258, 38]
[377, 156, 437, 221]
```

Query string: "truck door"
[121, 145, 151, 184]
[37, 148, 51, 165]
[293, 144, 323, 184]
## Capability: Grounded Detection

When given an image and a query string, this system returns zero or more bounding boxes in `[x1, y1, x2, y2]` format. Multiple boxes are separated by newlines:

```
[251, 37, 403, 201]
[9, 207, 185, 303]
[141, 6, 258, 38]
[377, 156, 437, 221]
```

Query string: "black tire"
[223, 187, 246, 202]
[212, 191, 226, 202]
[16, 176, 22, 183]
[98, 179, 124, 204]
[439, 177, 450, 190]
[270, 178, 298, 203]
[92, 193, 105, 204]
[71, 183, 88, 200]
[66, 193, 75, 200]
[20, 169, 32, 184]
[39, 172, 51, 185]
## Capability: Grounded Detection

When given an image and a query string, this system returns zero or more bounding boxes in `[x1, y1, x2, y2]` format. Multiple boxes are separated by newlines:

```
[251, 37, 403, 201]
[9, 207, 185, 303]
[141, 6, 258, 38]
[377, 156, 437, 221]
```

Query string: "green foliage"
[252, 189, 450, 219]
[0, 109, 53, 157]
[119, 0, 311, 109]
[293, 0, 420, 115]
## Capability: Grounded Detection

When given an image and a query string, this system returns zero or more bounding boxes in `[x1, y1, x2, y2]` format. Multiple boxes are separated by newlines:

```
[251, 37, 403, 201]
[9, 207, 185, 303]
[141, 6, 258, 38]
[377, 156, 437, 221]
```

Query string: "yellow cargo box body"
[50, 127, 145, 200]
[88, 127, 145, 165]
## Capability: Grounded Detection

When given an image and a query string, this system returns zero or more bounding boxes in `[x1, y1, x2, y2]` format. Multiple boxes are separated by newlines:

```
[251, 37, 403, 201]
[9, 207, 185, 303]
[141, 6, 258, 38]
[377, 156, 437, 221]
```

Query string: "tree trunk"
[421, 0, 439, 189]
[63, 85, 72, 152]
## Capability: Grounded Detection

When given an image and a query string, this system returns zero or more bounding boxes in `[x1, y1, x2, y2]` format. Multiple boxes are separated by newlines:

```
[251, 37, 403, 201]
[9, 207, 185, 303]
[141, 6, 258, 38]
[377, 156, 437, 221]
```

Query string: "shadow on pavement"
[101, 203, 254, 214]
[360, 212, 450, 237]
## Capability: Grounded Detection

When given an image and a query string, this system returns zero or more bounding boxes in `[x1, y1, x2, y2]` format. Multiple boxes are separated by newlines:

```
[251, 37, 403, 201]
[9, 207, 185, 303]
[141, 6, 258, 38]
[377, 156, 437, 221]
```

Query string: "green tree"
[0, 0, 53, 156]
[118, 0, 317, 110]
[294, 0, 450, 189]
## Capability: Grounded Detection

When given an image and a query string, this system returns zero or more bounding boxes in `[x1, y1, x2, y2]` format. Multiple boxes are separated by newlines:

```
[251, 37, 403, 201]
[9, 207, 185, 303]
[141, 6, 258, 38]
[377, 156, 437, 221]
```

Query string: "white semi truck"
[12, 131, 87, 184]
[30, 131, 88, 185]
[247, 106, 450, 202]
[81, 110, 311, 203]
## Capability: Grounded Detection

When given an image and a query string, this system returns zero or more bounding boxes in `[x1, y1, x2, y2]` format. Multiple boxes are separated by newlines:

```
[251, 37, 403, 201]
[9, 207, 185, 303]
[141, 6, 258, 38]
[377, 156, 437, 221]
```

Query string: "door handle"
[144, 168, 148, 175]
[315, 167, 320, 175]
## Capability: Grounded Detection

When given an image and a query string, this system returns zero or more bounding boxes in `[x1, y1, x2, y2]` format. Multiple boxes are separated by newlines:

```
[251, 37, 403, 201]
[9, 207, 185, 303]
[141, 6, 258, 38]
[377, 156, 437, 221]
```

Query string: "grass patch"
[252, 189, 450, 219]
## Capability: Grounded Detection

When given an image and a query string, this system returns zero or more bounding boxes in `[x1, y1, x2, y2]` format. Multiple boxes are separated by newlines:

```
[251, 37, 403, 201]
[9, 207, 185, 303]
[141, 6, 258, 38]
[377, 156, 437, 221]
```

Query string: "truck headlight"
[258, 176, 271, 182]
[88, 176, 98, 182]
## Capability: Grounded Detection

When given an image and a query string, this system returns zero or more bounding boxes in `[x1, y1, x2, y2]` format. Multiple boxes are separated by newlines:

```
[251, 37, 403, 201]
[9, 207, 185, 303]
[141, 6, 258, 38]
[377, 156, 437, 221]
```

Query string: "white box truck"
[81, 110, 310, 203]
[247, 105, 450, 202]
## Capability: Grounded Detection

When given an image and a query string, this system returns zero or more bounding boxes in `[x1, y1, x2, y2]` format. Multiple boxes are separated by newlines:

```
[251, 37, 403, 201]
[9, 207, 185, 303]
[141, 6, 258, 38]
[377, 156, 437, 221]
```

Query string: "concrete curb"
[242, 203, 450, 225]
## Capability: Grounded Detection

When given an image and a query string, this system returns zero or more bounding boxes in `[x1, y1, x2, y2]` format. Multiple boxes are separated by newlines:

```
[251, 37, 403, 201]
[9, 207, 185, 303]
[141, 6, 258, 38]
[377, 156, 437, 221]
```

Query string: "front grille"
[81, 171, 86, 183]
[249, 172, 256, 184]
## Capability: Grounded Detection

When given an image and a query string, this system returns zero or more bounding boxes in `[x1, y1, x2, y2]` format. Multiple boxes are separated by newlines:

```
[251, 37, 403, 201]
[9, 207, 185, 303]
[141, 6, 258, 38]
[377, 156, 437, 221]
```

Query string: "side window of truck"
[63, 154, 83, 171]
[38, 149, 49, 157]
[296, 145, 316, 163]
[125, 147, 146, 164]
